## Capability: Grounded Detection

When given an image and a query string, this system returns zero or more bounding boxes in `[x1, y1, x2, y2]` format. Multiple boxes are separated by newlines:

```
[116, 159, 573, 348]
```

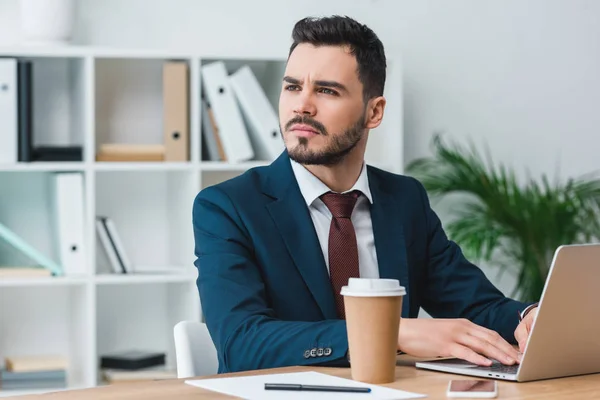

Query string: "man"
[192, 15, 538, 374]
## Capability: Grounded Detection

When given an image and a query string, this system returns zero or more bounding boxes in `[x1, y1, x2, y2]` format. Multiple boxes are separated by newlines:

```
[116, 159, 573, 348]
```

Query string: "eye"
[318, 88, 339, 96]
[284, 84, 300, 91]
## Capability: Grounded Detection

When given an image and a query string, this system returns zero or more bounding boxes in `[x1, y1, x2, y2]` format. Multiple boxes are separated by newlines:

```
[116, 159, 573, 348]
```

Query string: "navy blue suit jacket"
[192, 151, 529, 373]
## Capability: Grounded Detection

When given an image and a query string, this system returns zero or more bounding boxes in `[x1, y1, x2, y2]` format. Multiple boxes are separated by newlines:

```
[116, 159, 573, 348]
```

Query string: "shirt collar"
[289, 158, 373, 207]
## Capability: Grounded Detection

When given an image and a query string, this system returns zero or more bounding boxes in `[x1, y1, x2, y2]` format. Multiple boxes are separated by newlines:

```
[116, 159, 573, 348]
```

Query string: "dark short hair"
[288, 15, 386, 102]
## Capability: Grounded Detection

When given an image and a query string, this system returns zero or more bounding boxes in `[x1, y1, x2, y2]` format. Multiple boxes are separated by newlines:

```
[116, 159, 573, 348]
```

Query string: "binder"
[51, 172, 87, 275]
[0, 58, 18, 164]
[229, 65, 284, 161]
[163, 61, 190, 161]
[201, 61, 254, 163]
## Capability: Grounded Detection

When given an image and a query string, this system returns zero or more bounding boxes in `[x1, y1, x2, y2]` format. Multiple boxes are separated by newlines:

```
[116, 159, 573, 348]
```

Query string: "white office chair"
[173, 320, 219, 378]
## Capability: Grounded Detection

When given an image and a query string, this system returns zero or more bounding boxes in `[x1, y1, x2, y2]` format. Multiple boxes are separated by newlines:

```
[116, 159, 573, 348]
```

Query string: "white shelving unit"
[0, 45, 403, 396]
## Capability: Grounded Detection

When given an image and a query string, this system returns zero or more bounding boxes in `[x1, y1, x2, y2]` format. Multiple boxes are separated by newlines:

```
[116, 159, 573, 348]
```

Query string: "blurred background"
[0, 0, 599, 395]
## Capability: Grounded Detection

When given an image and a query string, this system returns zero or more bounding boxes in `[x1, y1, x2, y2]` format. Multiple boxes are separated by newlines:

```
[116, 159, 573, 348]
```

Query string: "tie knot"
[320, 190, 360, 218]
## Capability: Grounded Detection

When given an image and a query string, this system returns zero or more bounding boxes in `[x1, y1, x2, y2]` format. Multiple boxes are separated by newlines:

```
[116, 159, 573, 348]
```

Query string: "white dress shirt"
[290, 159, 380, 279]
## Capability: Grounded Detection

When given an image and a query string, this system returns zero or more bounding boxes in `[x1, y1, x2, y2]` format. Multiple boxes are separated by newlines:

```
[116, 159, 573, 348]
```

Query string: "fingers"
[450, 343, 493, 366]
[459, 331, 517, 365]
[514, 322, 528, 353]
[468, 324, 520, 362]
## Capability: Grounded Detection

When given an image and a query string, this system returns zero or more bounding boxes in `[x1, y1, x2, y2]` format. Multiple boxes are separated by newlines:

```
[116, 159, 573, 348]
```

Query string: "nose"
[293, 91, 316, 117]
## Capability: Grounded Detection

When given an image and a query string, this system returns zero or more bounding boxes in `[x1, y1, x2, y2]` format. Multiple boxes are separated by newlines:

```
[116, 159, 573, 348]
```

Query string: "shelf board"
[0, 45, 285, 61]
[94, 272, 196, 285]
[94, 162, 194, 172]
[0, 276, 89, 287]
[0, 45, 193, 59]
[200, 160, 271, 171]
[0, 162, 86, 172]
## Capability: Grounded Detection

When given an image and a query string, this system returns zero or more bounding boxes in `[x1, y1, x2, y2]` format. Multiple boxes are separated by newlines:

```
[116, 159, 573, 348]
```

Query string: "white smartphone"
[446, 379, 498, 398]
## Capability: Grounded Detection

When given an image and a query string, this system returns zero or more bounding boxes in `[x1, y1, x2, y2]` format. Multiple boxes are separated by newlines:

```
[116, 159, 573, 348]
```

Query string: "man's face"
[279, 43, 367, 166]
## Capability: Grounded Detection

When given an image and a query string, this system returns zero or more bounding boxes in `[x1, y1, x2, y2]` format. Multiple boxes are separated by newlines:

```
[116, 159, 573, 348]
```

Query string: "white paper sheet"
[185, 371, 426, 399]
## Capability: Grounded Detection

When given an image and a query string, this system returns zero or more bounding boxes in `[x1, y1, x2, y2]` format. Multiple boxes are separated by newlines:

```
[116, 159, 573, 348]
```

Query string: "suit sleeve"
[192, 186, 349, 373]
[413, 179, 533, 343]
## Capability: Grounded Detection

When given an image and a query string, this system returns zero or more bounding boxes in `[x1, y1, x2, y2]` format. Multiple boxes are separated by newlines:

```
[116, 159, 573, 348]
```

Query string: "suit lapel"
[263, 153, 338, 320]
[368, 167, 411, 316]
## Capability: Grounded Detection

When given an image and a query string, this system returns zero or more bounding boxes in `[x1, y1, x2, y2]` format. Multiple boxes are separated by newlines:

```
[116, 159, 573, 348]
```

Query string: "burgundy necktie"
[320, 190, 361, 319]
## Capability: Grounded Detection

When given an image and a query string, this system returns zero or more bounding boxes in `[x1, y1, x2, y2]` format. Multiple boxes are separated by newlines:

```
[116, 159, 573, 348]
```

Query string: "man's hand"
[397, 318, 520, 366]
[514, 306, 538, 353]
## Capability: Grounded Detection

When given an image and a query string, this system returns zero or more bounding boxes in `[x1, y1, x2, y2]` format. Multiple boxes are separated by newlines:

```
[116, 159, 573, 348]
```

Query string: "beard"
[282, 113, 366, 166]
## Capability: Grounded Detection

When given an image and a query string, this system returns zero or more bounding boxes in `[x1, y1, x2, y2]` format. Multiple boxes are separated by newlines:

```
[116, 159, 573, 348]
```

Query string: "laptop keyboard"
[478, 362, 519, 374]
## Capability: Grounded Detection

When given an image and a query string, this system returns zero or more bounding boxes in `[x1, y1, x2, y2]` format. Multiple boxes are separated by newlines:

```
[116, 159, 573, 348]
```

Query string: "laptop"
[415, 243, 600, 382]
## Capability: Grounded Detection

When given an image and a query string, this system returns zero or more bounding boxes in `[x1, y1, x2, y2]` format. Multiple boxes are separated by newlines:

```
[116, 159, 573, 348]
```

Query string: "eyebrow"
[283, 76, 348, 93]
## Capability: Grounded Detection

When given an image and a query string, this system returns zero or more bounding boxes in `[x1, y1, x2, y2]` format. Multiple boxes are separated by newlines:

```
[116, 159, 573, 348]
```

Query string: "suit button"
[317, 348, 324, 357]
[310, 348, 317, 357]
[303, 350, 311, 358]
[324, 347, 332, 356]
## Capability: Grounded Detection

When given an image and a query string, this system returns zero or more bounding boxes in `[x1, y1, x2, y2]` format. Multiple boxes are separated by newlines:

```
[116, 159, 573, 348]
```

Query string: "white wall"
[2, 0, 599, 297]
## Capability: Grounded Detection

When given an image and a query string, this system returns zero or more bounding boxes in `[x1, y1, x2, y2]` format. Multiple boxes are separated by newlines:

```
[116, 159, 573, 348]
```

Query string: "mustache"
[285, 116, 328, 136]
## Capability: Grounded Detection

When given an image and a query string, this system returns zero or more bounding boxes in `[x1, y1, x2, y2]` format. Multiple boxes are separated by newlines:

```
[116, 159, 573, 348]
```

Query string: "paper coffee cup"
[341, 278, 405, 384]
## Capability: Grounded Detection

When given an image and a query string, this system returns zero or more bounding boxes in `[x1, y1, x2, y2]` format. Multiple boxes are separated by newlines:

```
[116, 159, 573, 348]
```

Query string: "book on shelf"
[4, 355, 68, 374]
[95, 216, 131, 274]
[100, 350, 165, 371]
[0, 266, 53, 278]
[96, 143, 165, 162]
[99, 350, 171, 385]
[1, 356, 67, 391]
[0, 368, 66, 390]
[32, 145, 82, 162]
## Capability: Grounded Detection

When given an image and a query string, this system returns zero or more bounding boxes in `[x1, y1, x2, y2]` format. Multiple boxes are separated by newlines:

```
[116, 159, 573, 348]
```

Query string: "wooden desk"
[12, 357, 600, 399]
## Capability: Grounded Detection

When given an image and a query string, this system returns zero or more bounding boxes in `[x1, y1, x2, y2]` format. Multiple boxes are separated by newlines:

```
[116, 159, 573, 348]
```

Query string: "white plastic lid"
[340, 278, 406, 297]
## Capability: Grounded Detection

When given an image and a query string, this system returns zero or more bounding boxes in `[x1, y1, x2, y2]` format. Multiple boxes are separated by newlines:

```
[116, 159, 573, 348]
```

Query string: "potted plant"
[406, 134, 600, 302]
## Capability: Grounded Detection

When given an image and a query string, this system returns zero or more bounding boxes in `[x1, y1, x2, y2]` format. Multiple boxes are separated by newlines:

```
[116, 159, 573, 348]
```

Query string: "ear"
[364, 96, 386, 130]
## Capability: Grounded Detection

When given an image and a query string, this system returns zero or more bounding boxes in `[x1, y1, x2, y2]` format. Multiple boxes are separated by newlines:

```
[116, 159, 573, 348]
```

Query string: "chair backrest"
[173, 320, 219, 378]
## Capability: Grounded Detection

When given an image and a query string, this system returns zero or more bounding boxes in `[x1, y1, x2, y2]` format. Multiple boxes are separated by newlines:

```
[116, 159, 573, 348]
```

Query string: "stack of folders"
[95, 216, 131, 274]
[96, 60, 190, 162]
[0, 58, 82, 164]
[100, 351, 175, 385]
[1, 355, 68, 391]
[201, 61, 285, 163]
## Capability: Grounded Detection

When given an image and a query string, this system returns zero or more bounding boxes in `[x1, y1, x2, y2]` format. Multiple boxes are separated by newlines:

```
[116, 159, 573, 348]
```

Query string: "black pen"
[264, 383, 371, 393]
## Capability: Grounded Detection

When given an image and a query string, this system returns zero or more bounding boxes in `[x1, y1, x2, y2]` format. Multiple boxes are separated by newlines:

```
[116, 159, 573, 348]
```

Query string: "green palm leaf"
[406, 134, 600, 302]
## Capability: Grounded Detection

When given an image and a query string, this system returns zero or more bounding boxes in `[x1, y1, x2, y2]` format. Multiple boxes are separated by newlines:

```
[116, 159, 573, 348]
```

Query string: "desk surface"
[12, 357, 600, 400]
